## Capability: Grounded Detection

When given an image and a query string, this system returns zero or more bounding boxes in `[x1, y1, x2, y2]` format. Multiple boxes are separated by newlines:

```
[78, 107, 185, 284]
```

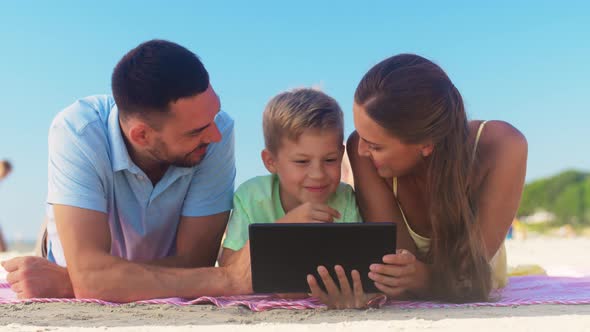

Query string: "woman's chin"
[376, 167, 393, 178]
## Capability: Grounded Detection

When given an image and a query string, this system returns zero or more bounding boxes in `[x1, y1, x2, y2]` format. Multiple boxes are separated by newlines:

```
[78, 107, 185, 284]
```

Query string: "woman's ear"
[261, 149, 278, 173]
[420, 143, 434, 158]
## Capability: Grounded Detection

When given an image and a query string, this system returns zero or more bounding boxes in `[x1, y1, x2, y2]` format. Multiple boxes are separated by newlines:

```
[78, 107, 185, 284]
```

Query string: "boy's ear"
[261, 149, 278, 173]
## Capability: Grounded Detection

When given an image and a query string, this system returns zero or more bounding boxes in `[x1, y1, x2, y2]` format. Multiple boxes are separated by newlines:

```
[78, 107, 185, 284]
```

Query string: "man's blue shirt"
[46, 95, 235, 266]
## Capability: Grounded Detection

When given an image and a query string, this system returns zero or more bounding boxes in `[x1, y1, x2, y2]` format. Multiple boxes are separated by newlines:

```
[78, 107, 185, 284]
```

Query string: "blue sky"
[0, 1, 588, 241]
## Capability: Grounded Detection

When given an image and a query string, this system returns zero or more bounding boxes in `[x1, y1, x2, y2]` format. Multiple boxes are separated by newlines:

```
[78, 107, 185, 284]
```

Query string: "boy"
[219, 88, 362, 265]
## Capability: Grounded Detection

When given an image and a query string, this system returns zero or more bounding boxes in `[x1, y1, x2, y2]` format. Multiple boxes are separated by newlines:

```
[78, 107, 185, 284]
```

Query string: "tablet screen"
[249, 222, 396, 293]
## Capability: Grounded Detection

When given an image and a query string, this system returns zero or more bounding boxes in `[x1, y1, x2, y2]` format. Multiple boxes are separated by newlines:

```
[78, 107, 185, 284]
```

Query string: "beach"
[1, 236, 589, 331]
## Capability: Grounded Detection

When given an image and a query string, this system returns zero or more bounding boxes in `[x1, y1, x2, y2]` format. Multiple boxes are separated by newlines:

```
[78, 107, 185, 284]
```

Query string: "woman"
[308, 54, 527, 307]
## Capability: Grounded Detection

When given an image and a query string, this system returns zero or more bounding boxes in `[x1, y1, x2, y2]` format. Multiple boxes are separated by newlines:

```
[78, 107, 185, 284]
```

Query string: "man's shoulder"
[215, 111, 234, 134]
[51, 95, 115, 135]
[48, 96, 115, 168]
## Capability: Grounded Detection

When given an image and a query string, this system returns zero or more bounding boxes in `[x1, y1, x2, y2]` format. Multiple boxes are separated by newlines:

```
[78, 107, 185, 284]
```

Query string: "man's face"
[147, 86, 222, 168]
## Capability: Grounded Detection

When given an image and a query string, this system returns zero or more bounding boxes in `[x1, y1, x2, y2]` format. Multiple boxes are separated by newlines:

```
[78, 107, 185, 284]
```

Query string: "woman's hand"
[307, 265, 384, 309]
[368, 249, 430, 298]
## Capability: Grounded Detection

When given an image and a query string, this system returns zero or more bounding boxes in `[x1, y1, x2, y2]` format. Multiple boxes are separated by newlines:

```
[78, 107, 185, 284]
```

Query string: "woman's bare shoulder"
[474, 120, 527, 154]
[470, 120, 528, 183]
[469, 121, 528, 250]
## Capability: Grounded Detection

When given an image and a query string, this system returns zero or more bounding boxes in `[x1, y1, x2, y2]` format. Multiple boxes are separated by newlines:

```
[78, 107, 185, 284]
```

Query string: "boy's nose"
[308, 164, 326, 180]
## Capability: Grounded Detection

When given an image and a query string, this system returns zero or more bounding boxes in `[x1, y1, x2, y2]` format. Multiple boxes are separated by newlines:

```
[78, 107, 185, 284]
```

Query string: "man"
[0, 160, 12, 251]
[2, 40, 251, 301]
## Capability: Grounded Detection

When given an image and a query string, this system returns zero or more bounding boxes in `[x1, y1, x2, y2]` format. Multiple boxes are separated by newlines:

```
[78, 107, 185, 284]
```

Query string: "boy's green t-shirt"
[223, 174, 363, 251]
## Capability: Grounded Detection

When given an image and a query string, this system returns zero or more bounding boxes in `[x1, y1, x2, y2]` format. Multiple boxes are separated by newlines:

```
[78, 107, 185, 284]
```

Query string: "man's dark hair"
[111, 39, 210, 117]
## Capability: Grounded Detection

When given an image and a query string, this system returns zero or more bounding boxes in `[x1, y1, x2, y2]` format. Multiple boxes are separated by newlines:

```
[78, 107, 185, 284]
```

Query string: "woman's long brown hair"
[355, 54, 492, 302]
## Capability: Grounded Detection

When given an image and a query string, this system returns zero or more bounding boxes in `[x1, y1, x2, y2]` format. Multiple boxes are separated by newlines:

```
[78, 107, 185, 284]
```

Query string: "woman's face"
[353, 103, 425, 179]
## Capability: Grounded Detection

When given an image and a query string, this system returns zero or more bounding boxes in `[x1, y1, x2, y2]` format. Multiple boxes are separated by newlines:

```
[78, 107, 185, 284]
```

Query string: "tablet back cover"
[249, 222, 396, 293]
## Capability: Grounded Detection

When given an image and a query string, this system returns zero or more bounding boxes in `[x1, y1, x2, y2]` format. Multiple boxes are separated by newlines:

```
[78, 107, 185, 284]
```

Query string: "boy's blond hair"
[263, 88, 344, 154]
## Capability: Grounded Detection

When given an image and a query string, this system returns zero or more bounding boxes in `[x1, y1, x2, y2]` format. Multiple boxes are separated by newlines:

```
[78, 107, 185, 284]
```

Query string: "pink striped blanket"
[1, 275, 589, 311]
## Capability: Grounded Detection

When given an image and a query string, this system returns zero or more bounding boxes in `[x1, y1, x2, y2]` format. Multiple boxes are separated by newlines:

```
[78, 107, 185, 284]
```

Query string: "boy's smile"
[304, 185, 330, 193]
[262, 129, 344, 213]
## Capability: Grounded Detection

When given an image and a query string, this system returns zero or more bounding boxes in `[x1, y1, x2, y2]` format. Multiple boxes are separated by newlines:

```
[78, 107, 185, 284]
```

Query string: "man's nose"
[205, 123, 222, 143]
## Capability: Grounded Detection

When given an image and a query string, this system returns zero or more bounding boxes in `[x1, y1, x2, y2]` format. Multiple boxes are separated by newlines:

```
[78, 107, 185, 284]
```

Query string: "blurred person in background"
[0, 160, 13, 251]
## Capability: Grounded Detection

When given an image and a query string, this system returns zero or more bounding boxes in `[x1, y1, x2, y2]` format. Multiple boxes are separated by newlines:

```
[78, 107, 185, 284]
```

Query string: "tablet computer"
[249, 222, 396, 293]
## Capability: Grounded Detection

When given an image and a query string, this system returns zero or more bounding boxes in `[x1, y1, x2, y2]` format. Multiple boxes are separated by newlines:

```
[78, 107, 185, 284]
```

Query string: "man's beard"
[149, 140, 208, 168]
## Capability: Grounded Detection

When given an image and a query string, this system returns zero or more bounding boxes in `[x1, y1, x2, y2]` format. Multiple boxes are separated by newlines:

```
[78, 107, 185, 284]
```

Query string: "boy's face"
[262, 129, 344, 212]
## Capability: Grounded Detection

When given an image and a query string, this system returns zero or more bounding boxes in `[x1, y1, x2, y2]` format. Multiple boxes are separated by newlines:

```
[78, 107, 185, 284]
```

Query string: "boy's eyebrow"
[291, 153, 310, 158]
[291, 152, 340, 158]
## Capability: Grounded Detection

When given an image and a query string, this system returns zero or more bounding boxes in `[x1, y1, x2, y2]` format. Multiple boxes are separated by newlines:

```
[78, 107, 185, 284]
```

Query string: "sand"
[1, 236, 589, 331]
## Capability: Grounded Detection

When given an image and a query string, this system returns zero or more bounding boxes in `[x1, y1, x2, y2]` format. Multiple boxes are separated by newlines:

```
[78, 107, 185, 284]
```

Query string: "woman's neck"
[407, 156, 430, 190]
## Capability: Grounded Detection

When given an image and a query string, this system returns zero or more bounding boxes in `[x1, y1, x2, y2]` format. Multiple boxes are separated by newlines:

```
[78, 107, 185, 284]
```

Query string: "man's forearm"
[70, 254, 232, 302]
[145, 255, 204, 268]
[145, 249, 219, 268]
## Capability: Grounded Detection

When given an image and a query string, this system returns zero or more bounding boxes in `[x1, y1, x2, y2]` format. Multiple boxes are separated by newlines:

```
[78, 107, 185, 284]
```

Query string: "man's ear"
[420, 142, 434, 158]
[128, 123, 152, 147]
[261, 149, 278, 174]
